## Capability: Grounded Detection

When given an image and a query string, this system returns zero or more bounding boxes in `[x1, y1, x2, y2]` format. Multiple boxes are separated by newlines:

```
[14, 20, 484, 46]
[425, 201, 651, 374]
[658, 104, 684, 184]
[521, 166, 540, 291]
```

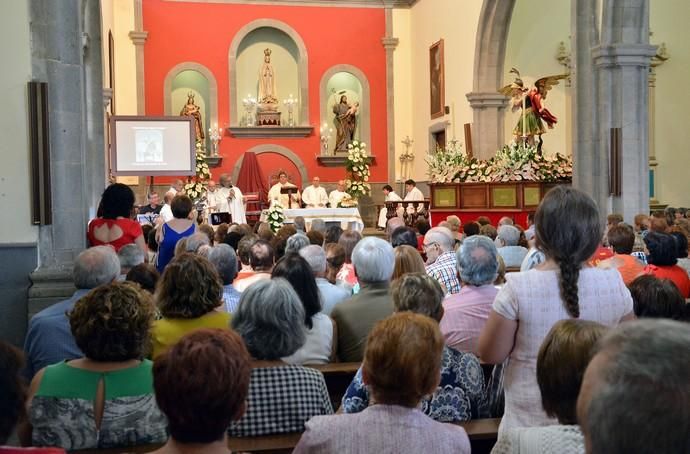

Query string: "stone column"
[570, 0, 608, 216]
[382, 7, 399, 185]
[592, 0, 655, 222]
[28, 0, 106, 315]
[592, 44, 655, 221]
[465, 93, 508, 160]
[130, 0, 148, 115]
[130, 0, 149, 197]
[647, 42, 669, 205]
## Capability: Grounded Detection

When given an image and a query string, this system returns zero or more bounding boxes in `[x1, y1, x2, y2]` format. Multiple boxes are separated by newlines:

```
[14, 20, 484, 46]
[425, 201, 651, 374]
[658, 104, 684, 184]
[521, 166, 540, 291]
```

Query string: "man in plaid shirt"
[424, 227, 461, 294]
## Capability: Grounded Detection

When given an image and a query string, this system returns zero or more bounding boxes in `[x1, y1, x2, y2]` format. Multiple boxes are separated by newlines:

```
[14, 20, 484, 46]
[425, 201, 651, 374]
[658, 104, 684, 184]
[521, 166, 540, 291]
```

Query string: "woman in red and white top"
[87, 183, 146, 256]
[643, 231, 690, 298]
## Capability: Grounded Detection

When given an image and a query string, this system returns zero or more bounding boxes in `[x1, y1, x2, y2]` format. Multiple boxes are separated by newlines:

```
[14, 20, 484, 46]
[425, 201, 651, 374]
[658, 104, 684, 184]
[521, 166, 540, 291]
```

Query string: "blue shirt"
[223, 284, 242, 313]
[24, 289, 90, 378]
[342, 345, 489, 422]
[498, 246, 529, 268]
[156, 222, 195, 273]
[316, 278, 351, 315]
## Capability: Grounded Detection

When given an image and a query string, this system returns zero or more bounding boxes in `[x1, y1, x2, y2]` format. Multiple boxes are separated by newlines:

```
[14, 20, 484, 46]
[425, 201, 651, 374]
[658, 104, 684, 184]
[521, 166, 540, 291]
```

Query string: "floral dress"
[341, 346, 488, 422]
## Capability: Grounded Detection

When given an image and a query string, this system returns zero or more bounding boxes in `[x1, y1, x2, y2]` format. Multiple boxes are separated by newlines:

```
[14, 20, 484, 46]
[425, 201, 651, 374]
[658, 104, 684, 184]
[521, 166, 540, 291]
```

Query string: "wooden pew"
[70, 444, 162, 453]
[227, 432, 303, 453]
[455, 417, 502, 454]
[305, 362, 361, 410]
[224, 418, 502, 454]
[69, 418, 501, 454]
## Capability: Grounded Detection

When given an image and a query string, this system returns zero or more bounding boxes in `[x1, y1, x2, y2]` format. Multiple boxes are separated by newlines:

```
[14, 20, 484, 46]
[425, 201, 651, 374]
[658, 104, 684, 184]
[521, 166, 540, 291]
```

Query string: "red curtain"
[236, 151, 268, 207]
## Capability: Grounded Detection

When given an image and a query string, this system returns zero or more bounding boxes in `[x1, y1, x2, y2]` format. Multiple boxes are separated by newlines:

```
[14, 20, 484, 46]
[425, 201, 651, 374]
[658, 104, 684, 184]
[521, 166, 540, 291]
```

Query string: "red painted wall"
[143, 0, 388, 187]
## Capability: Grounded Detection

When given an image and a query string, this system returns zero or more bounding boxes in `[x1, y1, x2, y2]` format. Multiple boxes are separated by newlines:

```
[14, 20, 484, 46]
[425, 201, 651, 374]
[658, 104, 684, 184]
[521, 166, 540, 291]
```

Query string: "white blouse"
[493, 267, 633, 432]
[491, 425, 585, 454]
[282, 313, 333, 365]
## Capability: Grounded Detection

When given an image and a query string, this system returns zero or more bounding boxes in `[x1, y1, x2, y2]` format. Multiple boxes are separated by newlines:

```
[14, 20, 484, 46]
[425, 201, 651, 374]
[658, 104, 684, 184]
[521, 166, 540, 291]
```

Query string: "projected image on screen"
[135, 128, 164, 164]
[111, 116, 195, 176]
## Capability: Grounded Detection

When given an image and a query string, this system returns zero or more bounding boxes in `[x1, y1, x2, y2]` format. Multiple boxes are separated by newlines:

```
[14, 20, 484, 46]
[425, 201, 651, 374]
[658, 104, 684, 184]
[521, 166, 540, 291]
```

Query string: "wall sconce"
[208, 123, 223, 157]
[320, 122, 333, 156]
[282, 94, 297, 127]
[242, 94, 257, 126]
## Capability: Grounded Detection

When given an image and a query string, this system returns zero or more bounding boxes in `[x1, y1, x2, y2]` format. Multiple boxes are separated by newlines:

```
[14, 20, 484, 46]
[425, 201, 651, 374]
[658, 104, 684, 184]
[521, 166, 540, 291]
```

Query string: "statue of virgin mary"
[258, 48, 278, 107]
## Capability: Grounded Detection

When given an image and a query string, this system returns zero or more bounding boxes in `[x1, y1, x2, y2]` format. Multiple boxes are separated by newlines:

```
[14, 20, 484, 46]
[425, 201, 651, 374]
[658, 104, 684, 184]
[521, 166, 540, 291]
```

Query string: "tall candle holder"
[208, 123, 223, 157]
[399, 136, 415, 181]
[320, 122, 333, 155]
[282, 94, 297, 127]
[242, 94, 257, 126]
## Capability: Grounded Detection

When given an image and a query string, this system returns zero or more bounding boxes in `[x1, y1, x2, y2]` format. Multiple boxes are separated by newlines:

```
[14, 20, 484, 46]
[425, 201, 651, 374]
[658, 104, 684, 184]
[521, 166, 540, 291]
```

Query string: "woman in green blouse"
[20, 282, 167, 451]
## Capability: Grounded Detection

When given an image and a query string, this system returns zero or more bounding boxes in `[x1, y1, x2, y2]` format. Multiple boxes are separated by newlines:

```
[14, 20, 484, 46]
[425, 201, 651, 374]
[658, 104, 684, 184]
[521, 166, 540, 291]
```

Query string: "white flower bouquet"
[183, 145, 212, 202]
[265, 204, 285, 232]
[344, 141, 372, 199]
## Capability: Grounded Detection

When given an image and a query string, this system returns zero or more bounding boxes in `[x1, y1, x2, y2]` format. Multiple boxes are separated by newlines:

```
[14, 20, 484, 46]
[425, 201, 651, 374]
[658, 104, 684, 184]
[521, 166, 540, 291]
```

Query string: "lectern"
[281, 187, 299, 209]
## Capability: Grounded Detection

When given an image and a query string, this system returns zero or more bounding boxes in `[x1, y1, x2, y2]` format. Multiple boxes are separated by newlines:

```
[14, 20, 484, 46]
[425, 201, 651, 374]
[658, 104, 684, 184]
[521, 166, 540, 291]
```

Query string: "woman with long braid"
[478, 186, 634, 433]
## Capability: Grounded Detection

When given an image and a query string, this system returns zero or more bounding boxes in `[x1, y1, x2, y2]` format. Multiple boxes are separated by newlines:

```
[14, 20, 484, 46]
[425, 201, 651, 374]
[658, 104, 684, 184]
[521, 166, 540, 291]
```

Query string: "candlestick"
[208, 123, 223, 157]
[282, 94, 297, 127]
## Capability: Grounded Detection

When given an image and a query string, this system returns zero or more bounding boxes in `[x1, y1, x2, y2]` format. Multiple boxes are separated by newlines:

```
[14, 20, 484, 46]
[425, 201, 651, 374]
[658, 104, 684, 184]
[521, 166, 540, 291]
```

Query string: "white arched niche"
[319, 65, 371, 155]
[163, 62, 219, 151]
[229, 20, 309, 127]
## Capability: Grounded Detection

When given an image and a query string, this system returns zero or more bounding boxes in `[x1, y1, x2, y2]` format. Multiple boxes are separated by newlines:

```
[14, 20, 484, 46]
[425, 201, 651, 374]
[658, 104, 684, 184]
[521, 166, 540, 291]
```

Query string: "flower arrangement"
[338, 193, 358, 208]
[344, 141, 371, 200]
[427, 141, 572, 184]
[184, 142, 212, 201]
[425, 141, 474, 184]
[266, 204, 285, 232]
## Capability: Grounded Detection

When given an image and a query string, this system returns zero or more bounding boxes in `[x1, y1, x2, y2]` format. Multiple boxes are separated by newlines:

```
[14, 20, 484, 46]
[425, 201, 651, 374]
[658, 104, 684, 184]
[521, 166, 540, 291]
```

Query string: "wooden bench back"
[69, 417, 500, 453]
[305, 362, 360, 410]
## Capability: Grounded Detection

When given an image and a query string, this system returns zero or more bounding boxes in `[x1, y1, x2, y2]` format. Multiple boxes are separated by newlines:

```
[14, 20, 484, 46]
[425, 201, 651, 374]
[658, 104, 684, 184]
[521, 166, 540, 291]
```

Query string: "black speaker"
[28, 81, 52, 225]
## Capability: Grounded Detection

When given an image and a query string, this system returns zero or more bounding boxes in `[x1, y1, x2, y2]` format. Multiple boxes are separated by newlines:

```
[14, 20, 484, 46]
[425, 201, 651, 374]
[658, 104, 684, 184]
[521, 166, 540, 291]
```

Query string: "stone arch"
[466, 0, 516, 159]
[229, 19, 309, 126]
[231, 144, 309, 186]
[163, 62, 219, 124]
[319, 64, 371, 154]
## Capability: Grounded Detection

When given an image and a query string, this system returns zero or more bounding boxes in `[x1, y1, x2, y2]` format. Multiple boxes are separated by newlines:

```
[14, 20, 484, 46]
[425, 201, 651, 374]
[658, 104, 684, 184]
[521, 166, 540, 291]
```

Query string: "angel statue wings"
[499, 68, 567, 153]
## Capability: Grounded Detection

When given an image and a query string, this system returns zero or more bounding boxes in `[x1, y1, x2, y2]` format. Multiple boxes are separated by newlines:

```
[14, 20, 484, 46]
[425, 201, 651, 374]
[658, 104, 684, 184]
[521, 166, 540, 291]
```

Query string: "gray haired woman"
[230, 279, 333, 437]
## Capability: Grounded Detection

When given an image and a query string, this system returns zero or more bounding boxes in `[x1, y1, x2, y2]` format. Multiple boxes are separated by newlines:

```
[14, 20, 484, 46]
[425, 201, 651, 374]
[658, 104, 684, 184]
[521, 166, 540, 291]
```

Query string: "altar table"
[282, 208, 364, 232]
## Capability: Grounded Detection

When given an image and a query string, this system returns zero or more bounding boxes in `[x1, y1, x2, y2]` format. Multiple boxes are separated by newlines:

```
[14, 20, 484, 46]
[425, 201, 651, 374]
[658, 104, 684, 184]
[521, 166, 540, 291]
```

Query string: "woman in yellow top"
[152, 253, 230, 358]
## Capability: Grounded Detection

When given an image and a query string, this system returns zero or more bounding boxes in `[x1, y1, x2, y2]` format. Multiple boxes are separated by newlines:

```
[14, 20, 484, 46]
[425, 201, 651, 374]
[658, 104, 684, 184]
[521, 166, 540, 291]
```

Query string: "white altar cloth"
[282, 208, 364, 232]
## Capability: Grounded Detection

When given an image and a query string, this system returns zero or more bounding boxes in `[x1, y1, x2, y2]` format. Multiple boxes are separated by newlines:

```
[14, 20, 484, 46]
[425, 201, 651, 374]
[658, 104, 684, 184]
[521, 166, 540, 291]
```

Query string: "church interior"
[1, 0, 689, 452]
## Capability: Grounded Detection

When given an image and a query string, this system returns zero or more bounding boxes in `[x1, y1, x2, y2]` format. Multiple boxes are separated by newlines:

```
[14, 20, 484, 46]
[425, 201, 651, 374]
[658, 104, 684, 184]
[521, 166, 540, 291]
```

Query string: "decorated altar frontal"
[282, 208, 364, 232]
[426, 142, 572, 226]
[429, 181, 567, 226]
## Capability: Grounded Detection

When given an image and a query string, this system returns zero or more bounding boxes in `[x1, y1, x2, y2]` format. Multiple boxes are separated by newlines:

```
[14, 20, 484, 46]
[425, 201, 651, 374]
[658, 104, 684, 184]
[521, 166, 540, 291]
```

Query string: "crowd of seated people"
[4, 181, 690, 452]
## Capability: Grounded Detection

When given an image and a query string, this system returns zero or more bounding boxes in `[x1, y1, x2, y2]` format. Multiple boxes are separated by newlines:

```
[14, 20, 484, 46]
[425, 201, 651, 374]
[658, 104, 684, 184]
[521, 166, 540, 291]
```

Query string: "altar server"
[377, 184, 403, 229]
[404, 179, 425, 215]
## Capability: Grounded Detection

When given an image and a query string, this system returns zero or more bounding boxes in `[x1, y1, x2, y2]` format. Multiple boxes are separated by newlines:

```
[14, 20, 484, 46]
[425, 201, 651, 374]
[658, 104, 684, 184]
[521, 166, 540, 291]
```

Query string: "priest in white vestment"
[377, 184, 403, 229]
[328, 180, 348, 208]
[217, 174, 247, 225]
[302, 176, 329, 208]
[268, 171, 301, 208]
